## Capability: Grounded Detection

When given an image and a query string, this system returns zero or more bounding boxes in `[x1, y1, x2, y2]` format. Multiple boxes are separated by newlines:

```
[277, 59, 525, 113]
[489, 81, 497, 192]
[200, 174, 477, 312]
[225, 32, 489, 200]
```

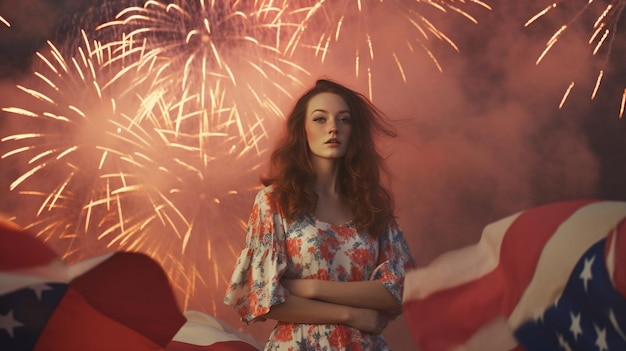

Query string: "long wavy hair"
[262, 79, 397, 237]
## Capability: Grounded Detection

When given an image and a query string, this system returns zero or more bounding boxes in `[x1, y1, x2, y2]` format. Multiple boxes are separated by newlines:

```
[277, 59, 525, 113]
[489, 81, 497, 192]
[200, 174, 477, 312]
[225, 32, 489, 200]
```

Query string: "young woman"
[224, 79, 416, 350]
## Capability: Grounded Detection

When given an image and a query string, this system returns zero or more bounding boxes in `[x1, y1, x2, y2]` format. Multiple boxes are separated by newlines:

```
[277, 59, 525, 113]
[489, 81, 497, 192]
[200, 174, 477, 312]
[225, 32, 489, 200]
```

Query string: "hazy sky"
[1, 0, 625, 349]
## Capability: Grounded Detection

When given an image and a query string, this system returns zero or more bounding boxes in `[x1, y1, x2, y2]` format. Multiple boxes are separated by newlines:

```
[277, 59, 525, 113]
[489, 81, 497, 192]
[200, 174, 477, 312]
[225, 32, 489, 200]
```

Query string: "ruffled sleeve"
[370, 217, 416, 304]
[223, 186, 290, 322]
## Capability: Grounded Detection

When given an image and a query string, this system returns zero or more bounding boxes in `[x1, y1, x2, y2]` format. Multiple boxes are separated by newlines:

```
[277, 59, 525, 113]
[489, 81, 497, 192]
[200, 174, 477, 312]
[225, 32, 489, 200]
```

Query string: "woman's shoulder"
[253, 185, 280, 209]
[254, 184, 275, 198]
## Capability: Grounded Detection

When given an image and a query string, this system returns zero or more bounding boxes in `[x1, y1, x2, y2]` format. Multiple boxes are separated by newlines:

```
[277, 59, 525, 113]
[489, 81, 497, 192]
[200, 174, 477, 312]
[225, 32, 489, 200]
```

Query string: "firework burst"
[124, 88, 267, 309]
[1, 31, 147, 243]
[96, 0, 308, 153]
[277, 0, 492, 99]
[0, 28, 265, 311]
[1, 0, 304, 313]
[526, 0, 626, 117]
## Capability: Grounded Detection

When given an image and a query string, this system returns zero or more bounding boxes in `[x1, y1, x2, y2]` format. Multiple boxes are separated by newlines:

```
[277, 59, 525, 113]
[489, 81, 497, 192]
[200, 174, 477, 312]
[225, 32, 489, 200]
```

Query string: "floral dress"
[223, 186, 416, 351]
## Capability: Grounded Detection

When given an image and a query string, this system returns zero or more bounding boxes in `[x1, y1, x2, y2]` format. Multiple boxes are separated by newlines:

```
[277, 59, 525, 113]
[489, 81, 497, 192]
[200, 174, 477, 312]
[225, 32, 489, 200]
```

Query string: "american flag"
[0, 221, 261, 351]
[402, 199, 626, 351]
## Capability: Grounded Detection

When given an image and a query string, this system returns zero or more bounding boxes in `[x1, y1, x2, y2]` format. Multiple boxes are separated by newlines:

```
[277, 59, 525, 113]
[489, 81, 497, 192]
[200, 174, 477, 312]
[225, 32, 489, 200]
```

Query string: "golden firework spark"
[526, 0, 626, 117]
[278, 0, 492, 99]
[1, 15, 10, 27]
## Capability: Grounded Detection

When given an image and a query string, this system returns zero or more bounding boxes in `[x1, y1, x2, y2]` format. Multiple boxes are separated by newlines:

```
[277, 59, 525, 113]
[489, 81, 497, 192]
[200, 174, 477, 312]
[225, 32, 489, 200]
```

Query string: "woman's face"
[305, 92, 352, 161]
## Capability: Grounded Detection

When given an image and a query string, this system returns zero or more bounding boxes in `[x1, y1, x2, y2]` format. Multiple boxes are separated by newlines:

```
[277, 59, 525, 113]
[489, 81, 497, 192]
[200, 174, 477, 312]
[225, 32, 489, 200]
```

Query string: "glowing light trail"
[527, 0, 626, 117]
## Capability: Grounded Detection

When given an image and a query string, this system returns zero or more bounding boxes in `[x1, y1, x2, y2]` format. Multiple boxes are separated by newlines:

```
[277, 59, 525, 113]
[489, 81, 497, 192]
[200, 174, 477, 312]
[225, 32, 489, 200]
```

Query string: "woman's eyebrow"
[311, 109, 350, 114]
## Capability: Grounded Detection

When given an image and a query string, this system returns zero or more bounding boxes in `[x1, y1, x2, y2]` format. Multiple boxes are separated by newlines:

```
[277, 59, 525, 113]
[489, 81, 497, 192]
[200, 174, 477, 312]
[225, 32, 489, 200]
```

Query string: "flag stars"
[29, 283, 53, 300]
[608, 309, 626, 341]
[553, 296, 561, 309]
[0, 310, 24, 338]
[579, 255, 595, 292]
[556, 332, 573, 351]
[594, 324, 609, 351]
[569, 311, 583, 341]
[532, 310, 545, 324]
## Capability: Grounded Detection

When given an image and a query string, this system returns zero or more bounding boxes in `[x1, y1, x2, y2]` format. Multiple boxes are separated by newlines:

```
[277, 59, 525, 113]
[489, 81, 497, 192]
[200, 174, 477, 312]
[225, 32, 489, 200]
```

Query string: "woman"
[224, 79, 416, 350]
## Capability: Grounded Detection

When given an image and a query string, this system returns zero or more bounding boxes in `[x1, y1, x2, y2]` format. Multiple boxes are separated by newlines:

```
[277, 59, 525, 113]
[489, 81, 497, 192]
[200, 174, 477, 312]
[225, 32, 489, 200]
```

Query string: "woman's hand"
[345, 307, 388, 334]
[279, 279, 390, 334]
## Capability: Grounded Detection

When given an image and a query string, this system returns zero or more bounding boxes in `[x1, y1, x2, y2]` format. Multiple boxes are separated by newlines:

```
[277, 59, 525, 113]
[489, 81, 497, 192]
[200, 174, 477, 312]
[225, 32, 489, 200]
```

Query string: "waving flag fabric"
[0, 220, 262, 351]
[0, 221, 187, 351]
[166, 310, 263, 350]
[402, 199, 626, 351]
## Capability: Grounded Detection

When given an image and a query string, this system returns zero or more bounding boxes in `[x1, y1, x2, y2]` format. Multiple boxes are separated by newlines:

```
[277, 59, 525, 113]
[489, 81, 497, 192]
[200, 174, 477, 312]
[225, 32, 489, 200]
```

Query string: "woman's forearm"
[263, 294, 351, 324]
[282, 279, 400, 312]
[263, 294, 385, 334]
[315, 280, 400, 311]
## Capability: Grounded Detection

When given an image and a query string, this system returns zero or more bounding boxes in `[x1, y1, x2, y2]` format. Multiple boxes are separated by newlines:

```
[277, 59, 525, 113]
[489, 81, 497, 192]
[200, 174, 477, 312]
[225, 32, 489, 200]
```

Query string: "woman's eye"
[313, 117, 325, 122]
[339, 117, 351, 124]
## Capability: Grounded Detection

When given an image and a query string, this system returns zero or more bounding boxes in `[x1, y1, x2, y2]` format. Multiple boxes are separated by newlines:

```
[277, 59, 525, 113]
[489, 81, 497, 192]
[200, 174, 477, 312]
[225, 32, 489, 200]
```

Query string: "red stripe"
[0, 224, 58, 270]
[403, 199, 597, 351]
[69, 252, 187, 347]
[35, 287, 160, 351]
[165, 340, 260, 350]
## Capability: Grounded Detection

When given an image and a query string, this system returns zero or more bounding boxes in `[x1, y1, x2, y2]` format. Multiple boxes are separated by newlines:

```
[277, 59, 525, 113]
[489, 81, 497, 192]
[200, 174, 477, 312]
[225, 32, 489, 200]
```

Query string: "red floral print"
[224, 186, 416, 350]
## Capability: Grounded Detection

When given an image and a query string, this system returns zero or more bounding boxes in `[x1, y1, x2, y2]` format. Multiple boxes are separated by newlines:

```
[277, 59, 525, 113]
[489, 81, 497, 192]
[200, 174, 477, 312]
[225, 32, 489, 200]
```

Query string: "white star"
[533, 310, 545, 324]
[609, 309, 626, 341]
[29, 283, 52, 300]
[557, 332, 573, 351]
[594, 324, 608, 351]
[0, 310, 24, 338]
[533, 303, 550, 323]
[569, 311, 583, 341]
[554, 295, 561, 308]
[579, 255, 596, 292]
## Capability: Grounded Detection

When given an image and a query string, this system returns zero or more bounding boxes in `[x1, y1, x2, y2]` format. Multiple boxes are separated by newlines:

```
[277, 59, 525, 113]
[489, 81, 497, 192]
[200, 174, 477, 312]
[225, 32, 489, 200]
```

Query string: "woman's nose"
[328, 121, 337, 134]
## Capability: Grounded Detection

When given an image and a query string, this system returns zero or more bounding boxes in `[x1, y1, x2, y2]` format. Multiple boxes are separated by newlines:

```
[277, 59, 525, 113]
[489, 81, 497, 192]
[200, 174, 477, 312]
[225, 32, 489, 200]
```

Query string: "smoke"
[1, 0, 625, 349]
[380, 1, 604, 264]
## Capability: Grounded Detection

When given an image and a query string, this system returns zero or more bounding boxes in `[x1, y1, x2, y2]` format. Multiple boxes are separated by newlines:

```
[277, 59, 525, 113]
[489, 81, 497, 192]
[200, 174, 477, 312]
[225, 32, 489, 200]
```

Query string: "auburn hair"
[262, 79, 397, 237]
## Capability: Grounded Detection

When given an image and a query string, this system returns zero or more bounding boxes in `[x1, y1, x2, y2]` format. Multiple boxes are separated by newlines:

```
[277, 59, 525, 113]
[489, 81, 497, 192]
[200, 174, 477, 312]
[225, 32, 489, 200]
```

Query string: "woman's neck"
[311, 157, 341, 196]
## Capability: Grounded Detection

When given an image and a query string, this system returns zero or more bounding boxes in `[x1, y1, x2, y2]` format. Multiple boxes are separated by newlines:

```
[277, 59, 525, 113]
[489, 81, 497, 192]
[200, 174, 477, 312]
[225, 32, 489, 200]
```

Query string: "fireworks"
[1, 16, 9, 27]
[278, 0, 492, 98]
[526, 0, 626, 118]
